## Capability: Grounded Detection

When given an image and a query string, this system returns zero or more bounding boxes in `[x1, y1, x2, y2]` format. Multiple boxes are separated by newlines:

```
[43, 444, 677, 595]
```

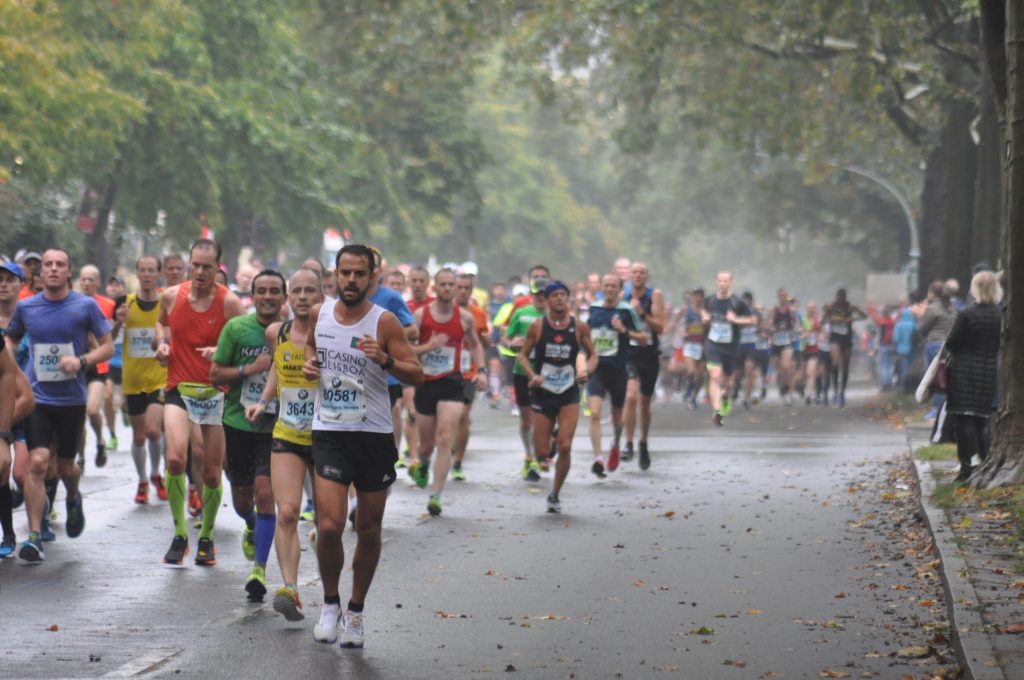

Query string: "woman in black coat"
[944, 271, 1002, 481]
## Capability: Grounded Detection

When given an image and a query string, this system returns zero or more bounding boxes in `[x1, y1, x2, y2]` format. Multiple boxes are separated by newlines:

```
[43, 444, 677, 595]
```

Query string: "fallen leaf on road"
[834, 592, 847, 599]
[1004, 623, 1024, 633]
[745, 610, 763, 615]
[690, 626, 715, 635]
[662, 511, 676, 519]
[47, 625, 58, 632]
[504, 664, 516, 672]
[485, 570, 495, 576]
[895, 645, 930, 658]
[917, 599, 936, 607]
[634, 579, 645, 587]
[818, 672, 850, 678]
[864, 652, 884, 658]
[435, 611, 471, 619]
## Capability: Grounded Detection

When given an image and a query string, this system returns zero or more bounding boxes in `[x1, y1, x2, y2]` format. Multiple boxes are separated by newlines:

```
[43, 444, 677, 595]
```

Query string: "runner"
[155, 239, 245, 566]
[210, 269, 286, 599]
[113, 256, 167, 504]
[518, 281, 596, 512]
[585, 274, 645, 477]
[770, 288, 799, 405]
[702, 272, 756, 427]
[486, 281, 509, 407]
[622, 263, 665, 470]
[801, 302, 826, 405]
[245, 267, 323, 621]
[678, 288, 708, 410]
[735, 291, 763, 410]
[162, 254, 186, 288]
[824, 288, 866, 408]
[502, 278, 548, 481]
[105, 275, 126, 449]
[76, 264, 116, 469]
[411, 268, 486, 515]
[493, 282, 530, 416]
[453, 272, 490, 481]
[400, 265, 433, 468]
[5, 249, 114, 562]
[303, 244, 422, 648]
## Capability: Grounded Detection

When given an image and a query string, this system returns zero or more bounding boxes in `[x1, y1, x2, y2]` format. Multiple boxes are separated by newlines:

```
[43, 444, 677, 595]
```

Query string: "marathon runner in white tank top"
[303, 244, 422, 650]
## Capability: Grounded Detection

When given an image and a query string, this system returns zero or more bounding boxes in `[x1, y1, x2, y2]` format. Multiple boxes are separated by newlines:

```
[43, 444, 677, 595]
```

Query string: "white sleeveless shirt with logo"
[312, 301, 392, 434]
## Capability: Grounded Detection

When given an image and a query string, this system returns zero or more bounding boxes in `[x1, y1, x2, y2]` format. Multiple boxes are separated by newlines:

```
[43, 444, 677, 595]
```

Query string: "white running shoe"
[314, 603, 341, 643]
[340, 609, 365, 648]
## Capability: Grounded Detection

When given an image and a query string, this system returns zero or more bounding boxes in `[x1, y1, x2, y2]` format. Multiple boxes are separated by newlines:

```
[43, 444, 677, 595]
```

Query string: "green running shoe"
[720, 396, 733, 417]
[451, 462, 466, 481]
[526, 461, 541, 482]
[273, 586, 305, 621]
[300, 499, 314, 522]
[413, 462, 430, 489]
[242, 525, 256, 561]
[108, 434, 119, 451]
[427, 494, 442, 516]
[245, 565, 267, 602]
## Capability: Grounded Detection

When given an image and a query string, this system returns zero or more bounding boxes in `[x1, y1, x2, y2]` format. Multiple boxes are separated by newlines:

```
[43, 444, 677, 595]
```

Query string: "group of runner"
[0, 242, 867, 651]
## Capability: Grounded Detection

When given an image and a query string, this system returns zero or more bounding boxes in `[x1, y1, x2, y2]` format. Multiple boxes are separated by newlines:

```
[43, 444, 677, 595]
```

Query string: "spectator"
[893, 297, 918, 392]
[916, 280, 958, 418]
[867, 304, 897, 390]
[945, 278, 965, 312]
[945, 271, 1002, 482]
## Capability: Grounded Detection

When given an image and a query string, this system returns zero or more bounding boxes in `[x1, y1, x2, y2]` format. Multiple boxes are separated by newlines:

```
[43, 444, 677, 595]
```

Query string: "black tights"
[955, 415, 990, 468]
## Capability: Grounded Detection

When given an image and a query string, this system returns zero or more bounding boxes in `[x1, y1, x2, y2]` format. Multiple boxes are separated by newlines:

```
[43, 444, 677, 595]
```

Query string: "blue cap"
[0, 261, 24, 282]
[544, 280, 570, 298]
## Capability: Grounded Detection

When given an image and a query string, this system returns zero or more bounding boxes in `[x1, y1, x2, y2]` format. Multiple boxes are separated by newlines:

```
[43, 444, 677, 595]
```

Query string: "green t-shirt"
[506, 304, 544, 376]
[212, 314, 275, 433]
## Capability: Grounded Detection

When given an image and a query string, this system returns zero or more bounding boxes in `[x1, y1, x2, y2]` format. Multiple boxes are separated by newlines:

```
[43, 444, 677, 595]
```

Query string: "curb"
[910, 455, 1006, 680]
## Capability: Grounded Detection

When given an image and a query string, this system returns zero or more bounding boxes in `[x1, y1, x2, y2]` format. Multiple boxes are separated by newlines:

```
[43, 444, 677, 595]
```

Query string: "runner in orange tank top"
[154, 239, 245, 566]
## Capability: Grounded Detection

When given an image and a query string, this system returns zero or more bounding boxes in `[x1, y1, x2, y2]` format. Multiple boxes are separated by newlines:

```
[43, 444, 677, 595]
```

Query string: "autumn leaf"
[435, 611, 471, 619]
[662, 511, 676, 519]
[690, 626, 715, 635]
[634, 579, 645, 587]
[818, 671, 850, 678]
[895, 645, 930, 658]
[917, 599, 936, 607]
[744, 610, 763, 615]
[834, 592, 847, 598]
[47, 624, 59, 632]
[1004, 622, 1024, 633]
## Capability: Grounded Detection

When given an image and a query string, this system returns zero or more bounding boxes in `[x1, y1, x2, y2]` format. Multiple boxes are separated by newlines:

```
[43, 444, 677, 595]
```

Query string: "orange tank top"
[166, 281, 228, 390]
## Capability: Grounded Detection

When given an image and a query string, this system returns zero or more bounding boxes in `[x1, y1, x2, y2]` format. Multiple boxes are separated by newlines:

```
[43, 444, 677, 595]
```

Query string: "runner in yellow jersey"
[112, 255, 167, 504]
[245, 267, 323, 622]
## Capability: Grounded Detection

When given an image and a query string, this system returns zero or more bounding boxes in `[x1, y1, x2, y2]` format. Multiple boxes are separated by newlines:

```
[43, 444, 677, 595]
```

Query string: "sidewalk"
[908, 421, 1024, 680]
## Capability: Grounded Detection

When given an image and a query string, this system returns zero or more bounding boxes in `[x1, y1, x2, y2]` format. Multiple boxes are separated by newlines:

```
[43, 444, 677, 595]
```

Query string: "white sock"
[148, 437, 163, 476]
[303, 470, 313, 503]
[519, 429, 532, 457]
[131, 443, 147, 480]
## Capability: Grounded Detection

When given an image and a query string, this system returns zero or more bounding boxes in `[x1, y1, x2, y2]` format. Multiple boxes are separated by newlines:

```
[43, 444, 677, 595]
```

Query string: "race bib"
[34, 343, 74, 382]
[739, 325, 758, 345]
[125, 328, 157, 359]
[755, 337, 770, 351]
[421, 346, 456, 376]
[831, 322, 850, 336]
[708, 321, 733, 344]
[772, 331, 792, 346]
[540, 363, 575, 394]
[683, 342, 703, 360]
[318, 373, 367, 422]
[241, 371, 277, 414]
[592, 327, 619, 357]
[177, 382, 225, 425]
[279, 386, 315, 432]
[806, 332, 817, 347]
[460, 347, 472, 373]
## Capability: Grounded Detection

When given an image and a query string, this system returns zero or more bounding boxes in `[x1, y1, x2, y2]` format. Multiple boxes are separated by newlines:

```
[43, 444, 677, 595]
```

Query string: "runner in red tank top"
[410, 268, 485, 516]
[154, 239, 244, 566]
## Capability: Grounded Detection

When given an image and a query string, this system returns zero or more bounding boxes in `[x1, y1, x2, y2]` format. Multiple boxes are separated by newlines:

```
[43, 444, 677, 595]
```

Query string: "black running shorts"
[413, 374, 465, 416]
[125, 390, 164, 417]
[530, 385, 580, 420]
[587, 363, 628, 408]
[224, 424, 272, 486]
[312, 430, 398, 492]
[627, 348, 661, 397]
[26, 403, 87, 460]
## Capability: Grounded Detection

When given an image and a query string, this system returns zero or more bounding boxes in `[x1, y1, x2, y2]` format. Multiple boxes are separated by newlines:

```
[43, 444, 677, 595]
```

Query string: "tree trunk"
[83, 180, 118, 280]
[974, 0, 1024, 487]
[917, 100, 979, 293]
[972, 78, 1003, 276]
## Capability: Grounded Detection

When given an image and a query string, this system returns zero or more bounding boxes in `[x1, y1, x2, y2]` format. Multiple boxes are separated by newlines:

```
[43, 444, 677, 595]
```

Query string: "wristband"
[78, 355, 89, 372]
[239, 365, 246, 379]
[382, 354, 395, 370]
[257, 399, 269, 407]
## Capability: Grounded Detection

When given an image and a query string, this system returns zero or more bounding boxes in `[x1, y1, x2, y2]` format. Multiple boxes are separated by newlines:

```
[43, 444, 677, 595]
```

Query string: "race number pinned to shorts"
[279, 386, 314, 432]
[318, 372, 367, 422]
[708, 321, 733, 344]
[34, 343, 74, 382]
[683, 342, 703, 361]
[241, 371, 277, 414]
[177, 382, 225, 425]
[421, 346, 456, 376]
[540, 363, 575, 394]
[125, 328, 157, 359]
[592, 327, 619, 357]
[831, 322, 850, 336]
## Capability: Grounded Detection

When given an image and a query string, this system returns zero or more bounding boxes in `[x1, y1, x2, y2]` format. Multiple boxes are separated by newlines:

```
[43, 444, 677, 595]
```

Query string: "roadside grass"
[929, 478, 1024, 573]
[915, 444, 957, 461]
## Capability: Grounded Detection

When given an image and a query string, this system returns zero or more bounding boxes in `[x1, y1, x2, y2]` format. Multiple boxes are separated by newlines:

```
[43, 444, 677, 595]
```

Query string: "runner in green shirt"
[210, 270, 286, 602]
[503, 281, 547, 481]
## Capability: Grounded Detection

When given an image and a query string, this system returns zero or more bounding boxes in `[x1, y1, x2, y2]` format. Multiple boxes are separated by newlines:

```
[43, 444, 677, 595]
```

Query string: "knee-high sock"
[166, 472, 187, 537]
[0, 485, 13, 538]
[255, 512, 276, 567]
[131, 444, 147, 480]
[148, 437, 163, 476]
[199, 483, 223, 540]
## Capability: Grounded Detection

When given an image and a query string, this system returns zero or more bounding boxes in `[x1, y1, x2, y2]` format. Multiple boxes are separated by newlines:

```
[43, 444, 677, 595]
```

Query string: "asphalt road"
[0, 386, 957, 679]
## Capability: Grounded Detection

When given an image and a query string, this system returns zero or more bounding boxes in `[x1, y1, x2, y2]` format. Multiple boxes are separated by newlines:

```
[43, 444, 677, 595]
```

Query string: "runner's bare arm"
[577, 321, 598, 376]
[374, 312, 422, 386]
[13, 366, 34, 424]
[518, 319, 543, 386]
[223, 292, 246, 321]
[65, 331, 114, 375]
[301, 304, 322, 381]
[462, 308, 486, 375]
[153, 287, 176, 358]
[645, 289, 666, 334]
[0, 346, 17, 433]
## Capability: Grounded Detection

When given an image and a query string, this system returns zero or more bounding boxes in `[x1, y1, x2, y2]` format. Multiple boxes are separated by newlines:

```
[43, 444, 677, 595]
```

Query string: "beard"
[341, 284, 369, 307]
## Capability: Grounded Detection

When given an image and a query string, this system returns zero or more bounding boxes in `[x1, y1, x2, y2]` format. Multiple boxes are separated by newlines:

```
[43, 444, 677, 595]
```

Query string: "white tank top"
[312, 301, 392, 433]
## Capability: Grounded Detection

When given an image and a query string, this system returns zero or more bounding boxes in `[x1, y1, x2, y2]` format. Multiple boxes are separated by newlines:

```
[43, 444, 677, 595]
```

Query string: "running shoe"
[687, 398, 698, 411]
[163, 535, 189, 565]
[0, 534, 16, 558]
[95, 443, 107, 468]
[537, 457, 550, 473]
[395, 457, 408, 469]
[838, 393, 846, 409]
[591, 459, 606, 479]
[638, 442, 651, 471]
[526, 461, 541, 482]
[409, 462, 429, 488]
[314, 603, 341, 643]
[245, 565, 267, 602]
[520, 460, 532, 481]
[121, 410, 130, 427]
[340, 609, 365, 648]
[607, 445, 621, 472]
[546, 493, 561, 514]
[242, 525, 256, 561]
[10, 485, 23, 509]
[742, 399, 750, 411]
[188, 487, 203, 517]
[151, 474, 168, 501]
[427, 494, 442, 516]
[195, 537, 216, 566]
[349, 506, 357, 528]
[510, 406, 520, 417]
[712, 412, 724, 427]
[451, 461, 466, 481]
[720, 397, 733, 417]
[109, 434, 119, 451]
[273, 586, 305, 621]
[135, 481, 149, 504]
[66, 495, 85, 538]
[621, 443, 634, 462]
[490, 395, 500, 410]
[300, 499, 314, 521]
[40, 499, 56, 542]
[19, 533, 44, 563]
[583, 405, 591, 417]
[77, 452, 86, 474]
